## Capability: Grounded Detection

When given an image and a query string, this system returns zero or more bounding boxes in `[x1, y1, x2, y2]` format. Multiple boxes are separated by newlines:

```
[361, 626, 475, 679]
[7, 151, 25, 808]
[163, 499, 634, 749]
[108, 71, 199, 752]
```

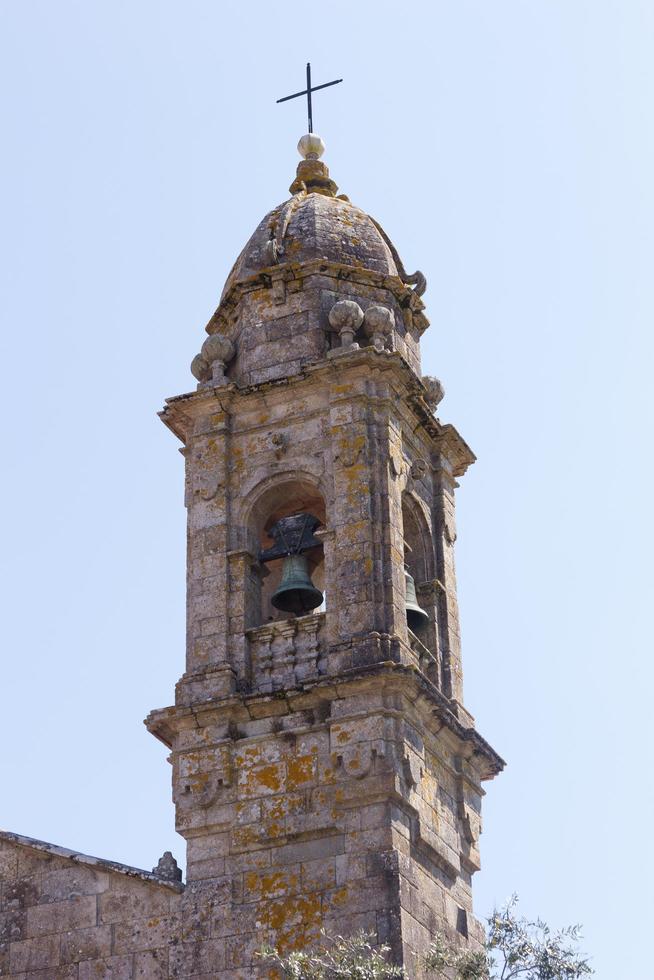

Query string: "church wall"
[0, 839, 181, 979]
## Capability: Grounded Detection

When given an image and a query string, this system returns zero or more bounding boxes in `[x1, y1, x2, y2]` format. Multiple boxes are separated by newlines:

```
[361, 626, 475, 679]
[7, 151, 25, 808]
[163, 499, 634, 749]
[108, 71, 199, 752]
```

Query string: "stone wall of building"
[0, 834, 181, 980]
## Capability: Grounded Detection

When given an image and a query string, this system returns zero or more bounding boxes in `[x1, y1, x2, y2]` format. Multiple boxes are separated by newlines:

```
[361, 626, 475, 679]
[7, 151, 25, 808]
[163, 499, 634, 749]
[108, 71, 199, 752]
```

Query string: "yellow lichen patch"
[334, 728, 351, 744]
[238, 762, 285, 797]
[261, 894, 323, 953]
[244, 870, 299, 901]
[286, 753, 317, 789]
[328, 886, 349, 910]
[262, 820, 284, 839]
[263, 793, 304, 821]
[231, 824, 260, 849]
[322, 765, 336, 785]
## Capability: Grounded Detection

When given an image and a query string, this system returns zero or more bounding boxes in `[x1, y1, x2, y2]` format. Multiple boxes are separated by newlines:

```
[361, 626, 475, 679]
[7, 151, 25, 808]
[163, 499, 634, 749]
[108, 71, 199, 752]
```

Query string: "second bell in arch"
[405, 568, 429, 631]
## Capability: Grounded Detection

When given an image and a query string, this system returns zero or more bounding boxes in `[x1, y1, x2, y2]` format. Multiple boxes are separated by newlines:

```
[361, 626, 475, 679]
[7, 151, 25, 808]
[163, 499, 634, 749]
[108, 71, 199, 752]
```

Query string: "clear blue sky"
[1, 2, 651, 976]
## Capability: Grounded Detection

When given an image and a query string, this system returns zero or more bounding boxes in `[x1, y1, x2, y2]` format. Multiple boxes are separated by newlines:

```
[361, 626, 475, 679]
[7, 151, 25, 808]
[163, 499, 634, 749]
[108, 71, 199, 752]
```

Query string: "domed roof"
[219, 137, 425, 305]
[221, 194, 398, 301]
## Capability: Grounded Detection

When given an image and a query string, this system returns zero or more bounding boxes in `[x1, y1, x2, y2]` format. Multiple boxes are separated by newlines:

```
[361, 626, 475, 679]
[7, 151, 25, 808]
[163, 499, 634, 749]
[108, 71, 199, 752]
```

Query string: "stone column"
[185, 409, 230, 676]
[433, 450, 464, 705]
[226, 544, 260, 687]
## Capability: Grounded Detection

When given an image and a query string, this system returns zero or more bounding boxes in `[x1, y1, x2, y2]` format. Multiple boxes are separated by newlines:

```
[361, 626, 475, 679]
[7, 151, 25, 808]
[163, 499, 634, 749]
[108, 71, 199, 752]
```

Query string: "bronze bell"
[405, 569, 429, 631]
[271, 555, 324, 614]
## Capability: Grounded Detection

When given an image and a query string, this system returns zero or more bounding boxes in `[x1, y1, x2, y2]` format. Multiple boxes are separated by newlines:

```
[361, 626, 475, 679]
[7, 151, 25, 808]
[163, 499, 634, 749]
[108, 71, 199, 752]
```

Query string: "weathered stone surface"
[0, 836, 182, 980]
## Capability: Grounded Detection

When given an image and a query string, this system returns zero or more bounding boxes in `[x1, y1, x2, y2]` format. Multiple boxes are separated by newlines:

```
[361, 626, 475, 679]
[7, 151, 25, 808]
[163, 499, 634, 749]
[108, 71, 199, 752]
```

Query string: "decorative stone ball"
[422, 376, 445, 409]
[298, 133, 326, 160]
[362, 305, 395, 338]
[328, 299, 364, 332]
[190, 354, 211, 382]
[201, 333, 235, 366]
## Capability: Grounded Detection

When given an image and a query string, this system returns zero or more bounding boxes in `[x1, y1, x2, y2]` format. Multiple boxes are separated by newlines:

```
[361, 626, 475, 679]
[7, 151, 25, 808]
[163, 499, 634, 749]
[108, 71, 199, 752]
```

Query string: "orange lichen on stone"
[261, 893, 323, 954]
[286, 752, 317, 789]
[245, 762, 284, 794]
[262, 820, 284, 839]
[321, 765, 336, 785]
[231, 824, 260, 849]
[329, 886, 349, 909]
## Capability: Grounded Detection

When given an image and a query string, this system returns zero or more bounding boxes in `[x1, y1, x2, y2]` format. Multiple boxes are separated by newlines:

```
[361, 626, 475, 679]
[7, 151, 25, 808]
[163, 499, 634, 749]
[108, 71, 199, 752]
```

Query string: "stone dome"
[220, 192, 399, 302]
[197, 138, 428, 389]
[217, 138, 427, 306]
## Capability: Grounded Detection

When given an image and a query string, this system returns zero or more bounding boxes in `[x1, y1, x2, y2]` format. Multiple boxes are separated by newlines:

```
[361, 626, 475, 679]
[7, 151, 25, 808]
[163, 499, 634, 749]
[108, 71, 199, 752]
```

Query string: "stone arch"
[402, 491, 434, 584]
[242, 471, 328, 625]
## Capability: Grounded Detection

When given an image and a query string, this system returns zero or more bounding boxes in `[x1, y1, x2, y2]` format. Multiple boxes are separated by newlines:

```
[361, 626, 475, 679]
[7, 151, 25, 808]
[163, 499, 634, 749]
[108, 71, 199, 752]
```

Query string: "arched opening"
[401, 492, 437, 639]
[402, 494, 431, 585]
[247, 477, 327, 625]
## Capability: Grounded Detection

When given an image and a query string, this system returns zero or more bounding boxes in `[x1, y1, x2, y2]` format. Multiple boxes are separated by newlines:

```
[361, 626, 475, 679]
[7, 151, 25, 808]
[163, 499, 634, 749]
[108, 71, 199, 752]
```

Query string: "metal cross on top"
[276, 62, 343, 134]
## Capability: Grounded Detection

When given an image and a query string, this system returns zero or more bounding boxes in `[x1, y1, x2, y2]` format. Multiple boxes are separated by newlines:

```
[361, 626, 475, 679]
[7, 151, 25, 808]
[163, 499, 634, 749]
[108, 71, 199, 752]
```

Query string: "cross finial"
[276, 63, 343, 134]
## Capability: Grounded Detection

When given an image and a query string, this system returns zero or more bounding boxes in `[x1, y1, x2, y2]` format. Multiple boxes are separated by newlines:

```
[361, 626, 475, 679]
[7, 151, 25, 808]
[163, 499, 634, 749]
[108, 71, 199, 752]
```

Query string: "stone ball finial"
[423, 376, 445, 411]
[363, 305, 395, 350]
[191, 334, 235, 386]
[298, 134, 325, 160]
[200, 334, 235, 386]
[329, 299, 364, 348]
[190, 353, 211, 383]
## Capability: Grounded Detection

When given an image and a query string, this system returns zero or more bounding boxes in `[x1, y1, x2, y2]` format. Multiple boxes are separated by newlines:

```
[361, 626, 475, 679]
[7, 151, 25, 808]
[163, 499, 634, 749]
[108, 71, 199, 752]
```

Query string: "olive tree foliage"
[426, 897, 592, 980]
[258, 931, 404, 979]
[259, 899, 592, 980]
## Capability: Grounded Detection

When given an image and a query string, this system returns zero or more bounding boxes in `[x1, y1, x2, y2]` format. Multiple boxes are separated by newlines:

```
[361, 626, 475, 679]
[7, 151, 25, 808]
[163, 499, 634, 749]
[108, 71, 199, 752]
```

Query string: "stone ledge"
[145, 659, 505, 780]
[159, 346, 475, 477]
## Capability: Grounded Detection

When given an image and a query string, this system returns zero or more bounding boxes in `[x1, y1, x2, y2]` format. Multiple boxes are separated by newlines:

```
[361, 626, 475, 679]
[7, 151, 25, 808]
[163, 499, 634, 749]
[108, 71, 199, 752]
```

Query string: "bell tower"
[146, 135, 503, 976]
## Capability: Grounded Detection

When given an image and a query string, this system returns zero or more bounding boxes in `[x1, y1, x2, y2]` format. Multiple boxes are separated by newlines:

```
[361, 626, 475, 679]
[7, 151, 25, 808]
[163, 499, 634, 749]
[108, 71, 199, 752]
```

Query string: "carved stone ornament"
[152, 851, 182, 883]
[328, 299, 364, 348]
[444, 512, 457, 545]
[190, 353, 211, 383]
[194, 470, 224, 501]
[269, 432, 287, 458]
[191, 334, 236, 386]
[459, 803, 481, 845]
[363, 305, 394, 351]
[411, 458, 428, 480]
[422, 376, 445, 411]
[337, 443, 361, 468]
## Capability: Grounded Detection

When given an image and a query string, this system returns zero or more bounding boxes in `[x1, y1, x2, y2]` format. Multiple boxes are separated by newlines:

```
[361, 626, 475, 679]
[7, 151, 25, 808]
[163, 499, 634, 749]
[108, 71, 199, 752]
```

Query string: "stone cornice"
[145, 659, 504, 781]
[207, 258, 430, 338]
[159, 347, 476, 477]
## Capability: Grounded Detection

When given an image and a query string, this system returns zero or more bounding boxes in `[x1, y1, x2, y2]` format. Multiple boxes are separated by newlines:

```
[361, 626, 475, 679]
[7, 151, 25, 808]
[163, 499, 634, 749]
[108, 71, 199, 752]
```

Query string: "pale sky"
[1, 3, 652, 977]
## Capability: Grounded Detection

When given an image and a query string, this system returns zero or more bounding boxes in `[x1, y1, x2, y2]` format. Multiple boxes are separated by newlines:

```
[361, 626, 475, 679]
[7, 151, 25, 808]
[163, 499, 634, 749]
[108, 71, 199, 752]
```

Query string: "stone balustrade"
[246, 612, 326, 692]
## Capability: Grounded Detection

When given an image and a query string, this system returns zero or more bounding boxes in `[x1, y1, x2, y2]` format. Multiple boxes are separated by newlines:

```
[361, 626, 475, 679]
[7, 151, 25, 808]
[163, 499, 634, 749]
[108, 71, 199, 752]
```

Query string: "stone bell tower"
[146, 134, 503, 976]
